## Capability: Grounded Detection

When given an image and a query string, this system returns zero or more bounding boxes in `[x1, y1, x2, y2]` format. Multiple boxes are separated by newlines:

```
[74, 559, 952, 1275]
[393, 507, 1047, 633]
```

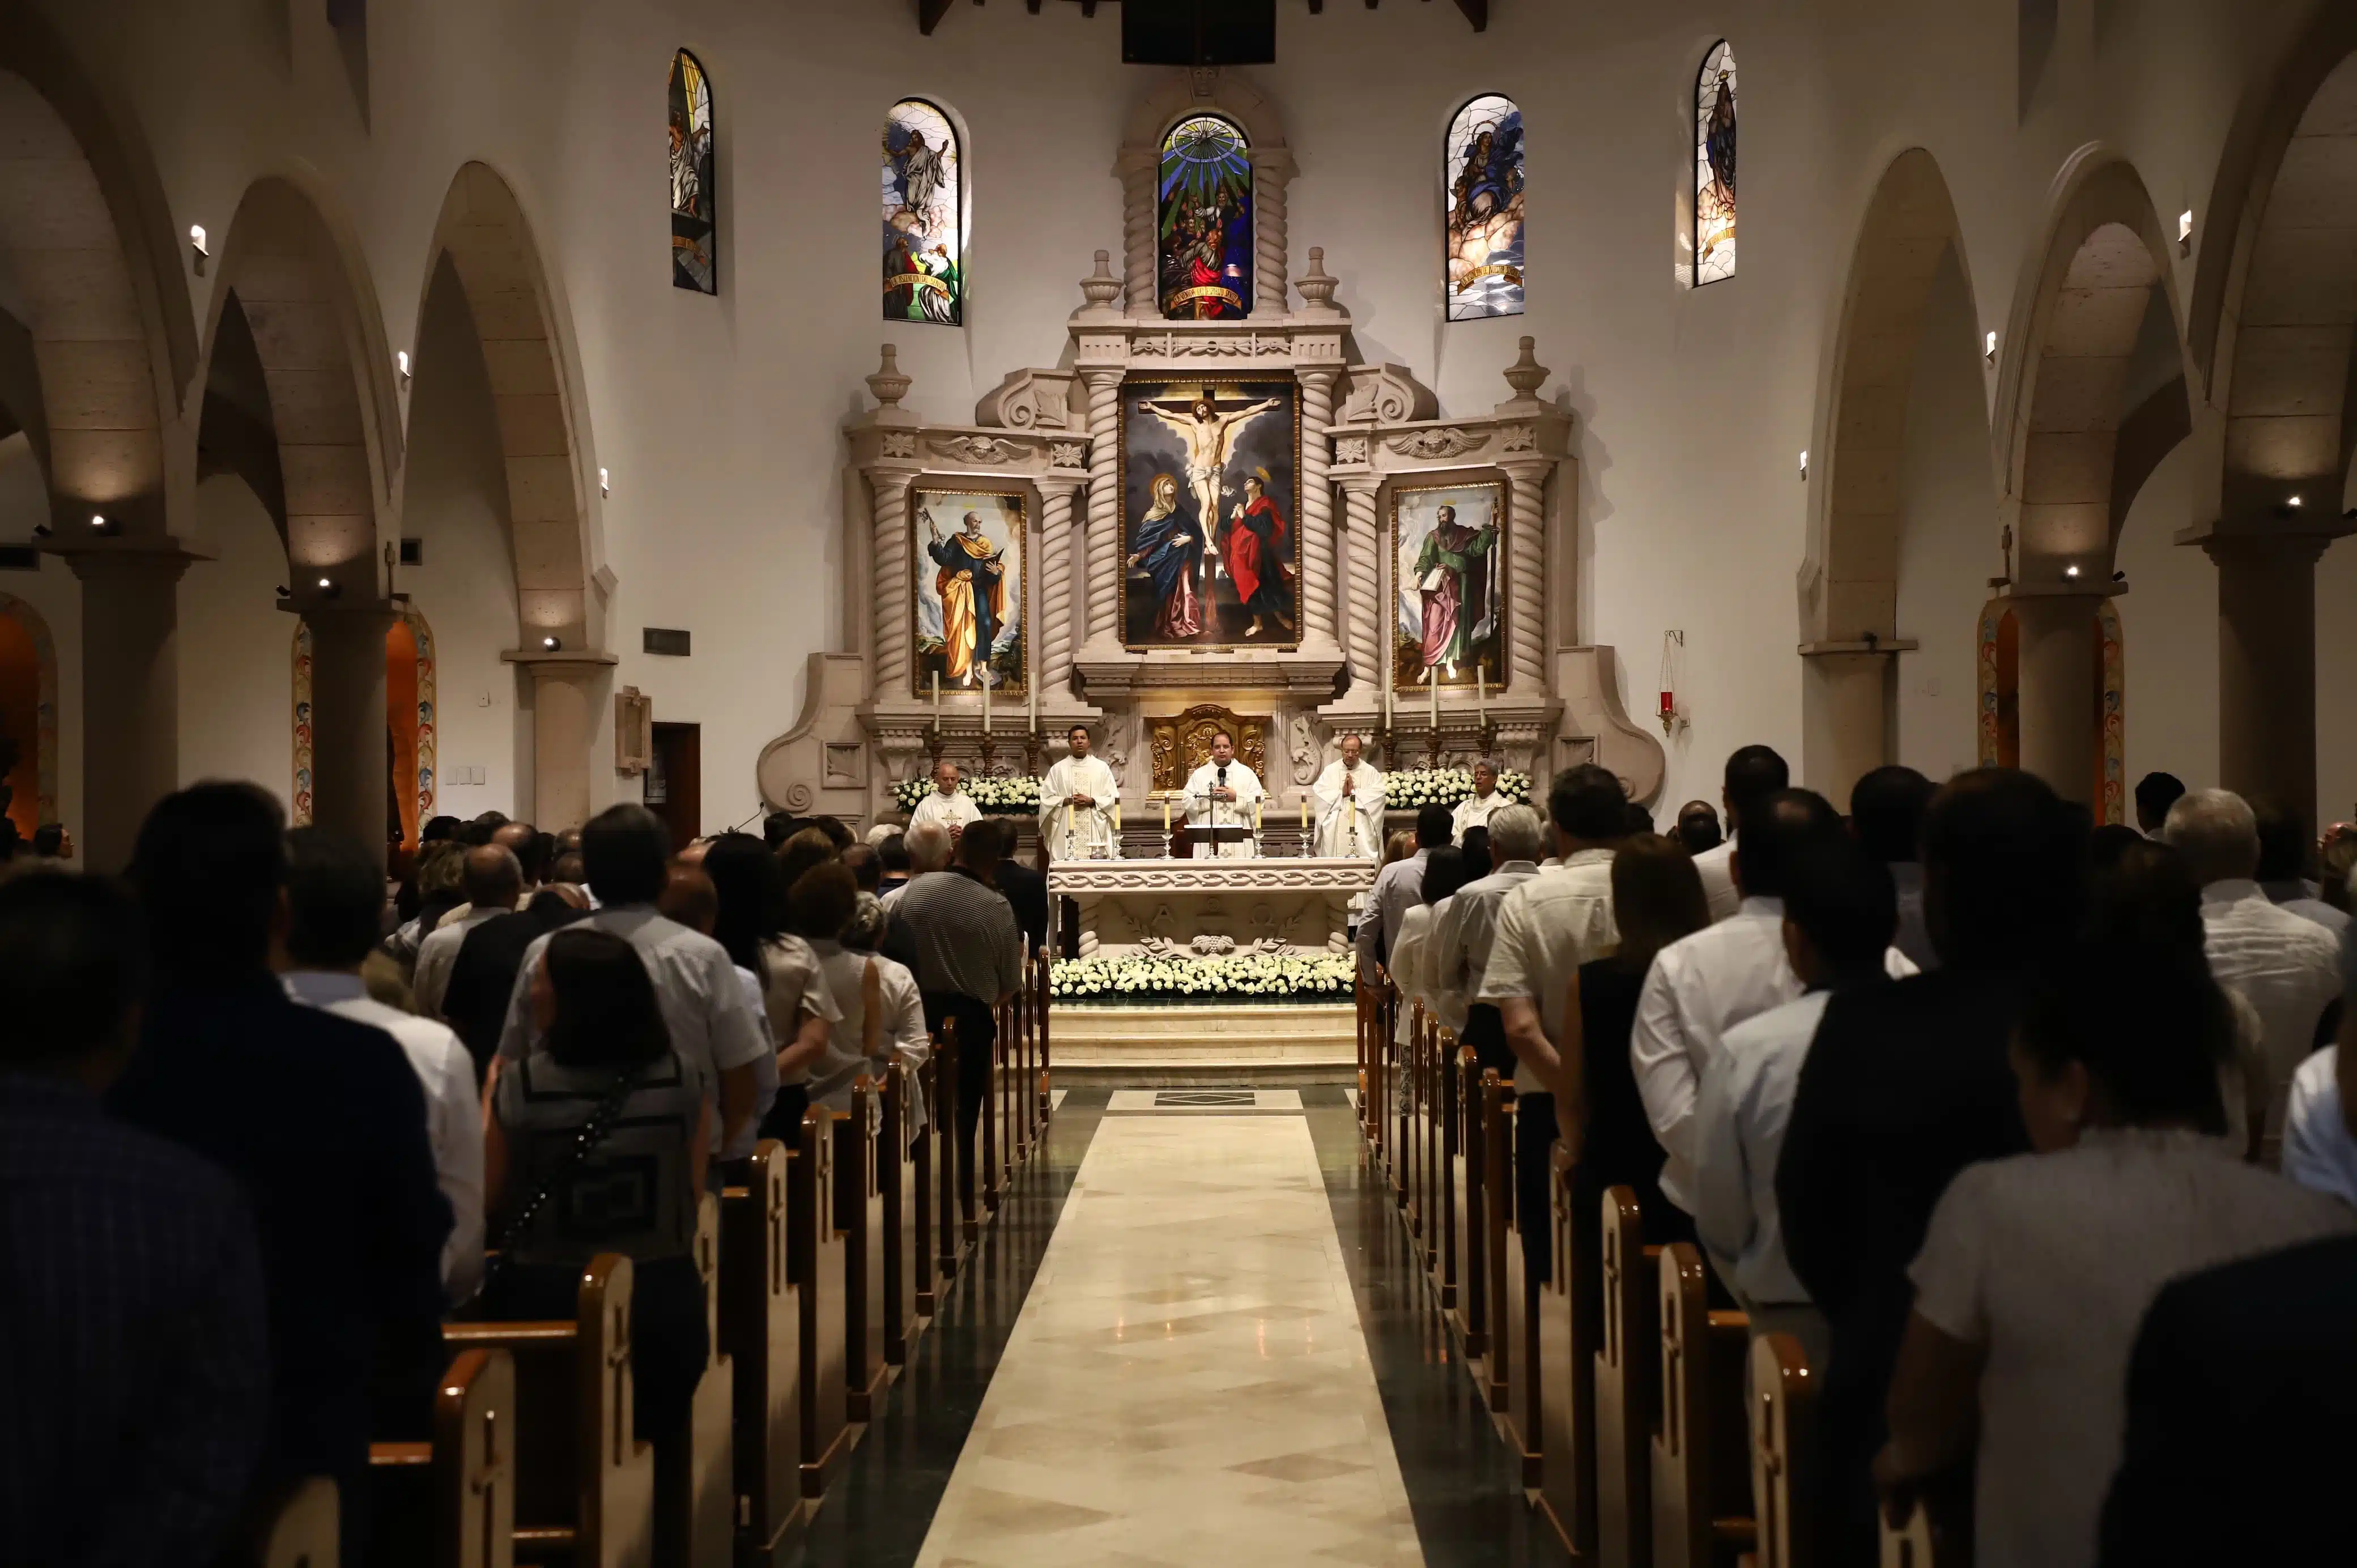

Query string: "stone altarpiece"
[758, 74, 1662, 831]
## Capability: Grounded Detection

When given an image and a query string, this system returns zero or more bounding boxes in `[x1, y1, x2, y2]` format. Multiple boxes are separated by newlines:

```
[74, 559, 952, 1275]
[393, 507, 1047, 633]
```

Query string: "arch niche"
[1991, 153, 2192, 809]
[1801, 148, 1993, 805]
[410, 162, 601, 830]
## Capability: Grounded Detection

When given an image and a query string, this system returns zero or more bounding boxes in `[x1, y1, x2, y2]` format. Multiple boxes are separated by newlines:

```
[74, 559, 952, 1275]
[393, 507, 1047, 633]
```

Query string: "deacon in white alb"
[1181, 729, 1266, 859]
[1312, 732, 1386, 859]
[1452, 760, 1510, 843]
[1040, 724, 1121, 860]
[908, 758, 982, 840]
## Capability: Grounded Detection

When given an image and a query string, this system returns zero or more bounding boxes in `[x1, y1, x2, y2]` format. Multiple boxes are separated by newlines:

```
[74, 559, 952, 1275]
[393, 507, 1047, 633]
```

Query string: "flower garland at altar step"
[892, 774, 1043, 815]
[1051, 950, 1355, 1002]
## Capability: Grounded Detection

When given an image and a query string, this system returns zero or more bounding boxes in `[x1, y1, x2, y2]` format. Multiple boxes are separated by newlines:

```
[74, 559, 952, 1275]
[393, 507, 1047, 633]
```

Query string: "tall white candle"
[1429, 667, 1440, 732]
[982, 668, 991, 734]
[931, 669, 941, 721]
[1477, 667, 1487, 721]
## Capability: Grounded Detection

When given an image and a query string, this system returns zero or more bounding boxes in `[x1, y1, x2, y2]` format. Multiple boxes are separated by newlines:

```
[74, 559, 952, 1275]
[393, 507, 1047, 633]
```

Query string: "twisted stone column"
[1297, 369, 1339, 648]
[1038, 479, 1083, 697]
[1250, 148, 1294, 318]
[870, 471, 915, 697]
[1339, 476, 1382, 690]
[1119, 151, 1157, 317]
[1083, 369, 1125, 648]
[1499, 459, 1550, 690]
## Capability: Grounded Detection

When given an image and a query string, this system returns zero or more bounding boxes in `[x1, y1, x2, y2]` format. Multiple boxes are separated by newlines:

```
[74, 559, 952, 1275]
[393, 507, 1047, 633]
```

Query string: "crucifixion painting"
[1118, 379, 1300, 650]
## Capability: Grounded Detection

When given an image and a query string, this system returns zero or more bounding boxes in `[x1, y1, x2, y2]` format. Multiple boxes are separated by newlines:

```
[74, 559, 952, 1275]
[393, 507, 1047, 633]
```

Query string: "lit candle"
[1027, 654, 1036, 732]
[981, 669, 991, 734]
[1477, 667, 1487, 722]
[1161, 797, 1171, 837]
[1300, 794, 1310, 835]
[931, 669, 941, 724]
[1385, 667, 1394, 727]
[1429, 668, 1440, 732]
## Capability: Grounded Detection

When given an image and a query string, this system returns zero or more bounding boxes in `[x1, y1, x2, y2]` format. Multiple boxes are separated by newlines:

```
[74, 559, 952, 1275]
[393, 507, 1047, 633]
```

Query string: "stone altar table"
[1048, 856, 1375, 958]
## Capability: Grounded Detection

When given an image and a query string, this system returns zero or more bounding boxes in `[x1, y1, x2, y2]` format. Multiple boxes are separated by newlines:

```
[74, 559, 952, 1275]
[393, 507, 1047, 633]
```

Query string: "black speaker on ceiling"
[1122, 0, 1277, 66]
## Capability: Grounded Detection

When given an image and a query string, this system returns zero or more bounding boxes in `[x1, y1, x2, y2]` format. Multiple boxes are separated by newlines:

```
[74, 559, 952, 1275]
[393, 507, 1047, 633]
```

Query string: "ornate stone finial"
[1501, 335, 1548, 404]
[866, 344, 911, 410]
[1080, 249, 1123, 309]
[1295, 246, 1341, 315]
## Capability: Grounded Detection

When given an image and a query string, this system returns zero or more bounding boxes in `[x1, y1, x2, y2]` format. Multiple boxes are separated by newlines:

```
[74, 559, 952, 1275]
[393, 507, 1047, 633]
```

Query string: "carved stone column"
[870, 471, 916, 698]
[1118, 150, 1157, 316]
[1037, 477, 1084, 698]
[1081, 368, 1126, 651]
[504, 649, 619, 830]
[1297, 367, 1340, 650]
[1497, 457, 1552, 692]
[1338, 475, 1382, 692]
[2010, 593, 2108, 809]
[1249, 146, 1295, 318]
[306, 600, 401, 852]
[63, 543, 200, 870]
[2209, 532, 2334, 825]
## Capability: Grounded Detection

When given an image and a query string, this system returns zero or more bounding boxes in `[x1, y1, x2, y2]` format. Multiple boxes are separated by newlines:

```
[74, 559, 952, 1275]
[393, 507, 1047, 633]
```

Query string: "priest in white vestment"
[1181, 730, 1266, 859]
[1312, 732, 1386, 859]
[1040, 725, 1121, 860]
[908, 760, 982, 840]
[1452, 760, 1509, 843]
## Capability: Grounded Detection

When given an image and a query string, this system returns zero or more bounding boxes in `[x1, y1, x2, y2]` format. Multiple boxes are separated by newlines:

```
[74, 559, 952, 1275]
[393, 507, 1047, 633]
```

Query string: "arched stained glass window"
[669, 50, 717, 293]
[883, 98, 964, 326]
[1695, 41, 1738, 286]
[1444, 94, 1525, 321]
[1158, 114, 1253, 319]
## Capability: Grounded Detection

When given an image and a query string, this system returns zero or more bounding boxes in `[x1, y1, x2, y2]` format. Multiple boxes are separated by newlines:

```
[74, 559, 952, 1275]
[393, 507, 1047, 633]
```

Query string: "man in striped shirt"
[892, 817, 1023, 1166]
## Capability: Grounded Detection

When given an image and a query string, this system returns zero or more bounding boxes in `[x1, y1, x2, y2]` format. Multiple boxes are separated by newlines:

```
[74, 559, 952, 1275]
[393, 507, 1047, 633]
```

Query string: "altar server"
[1182, 730, 1266, 859]
[1041, 725, 1121, 860]
[909, 759, 981, 841]
[1312, 732, 1386, 859]
[1452, 760, 1509, 843]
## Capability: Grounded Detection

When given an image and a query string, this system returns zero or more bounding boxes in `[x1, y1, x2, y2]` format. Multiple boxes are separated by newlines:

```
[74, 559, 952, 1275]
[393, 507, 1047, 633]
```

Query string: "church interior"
[7, 0, 2357, 1565]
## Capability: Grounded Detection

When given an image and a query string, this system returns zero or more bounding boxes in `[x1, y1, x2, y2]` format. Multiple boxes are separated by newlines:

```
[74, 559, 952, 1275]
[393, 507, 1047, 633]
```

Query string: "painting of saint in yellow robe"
[913, 489, 1024, 694]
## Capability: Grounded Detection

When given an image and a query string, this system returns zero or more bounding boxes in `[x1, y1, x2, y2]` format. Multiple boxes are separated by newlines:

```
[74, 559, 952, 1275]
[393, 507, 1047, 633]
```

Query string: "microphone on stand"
[1214, 762, 1228, 848]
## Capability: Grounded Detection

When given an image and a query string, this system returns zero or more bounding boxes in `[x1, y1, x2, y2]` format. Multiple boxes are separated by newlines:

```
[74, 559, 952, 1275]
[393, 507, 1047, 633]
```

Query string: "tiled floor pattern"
[913, 1113, 1422, 1566]
[1103, 1088, 1306, 1112]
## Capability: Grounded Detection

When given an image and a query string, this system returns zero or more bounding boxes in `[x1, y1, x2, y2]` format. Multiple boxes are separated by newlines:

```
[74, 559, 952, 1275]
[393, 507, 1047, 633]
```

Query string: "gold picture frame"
[1118, 377, 1303, 652]
[910, 485, 1026, 699]
[1390, 478, 1507, 693]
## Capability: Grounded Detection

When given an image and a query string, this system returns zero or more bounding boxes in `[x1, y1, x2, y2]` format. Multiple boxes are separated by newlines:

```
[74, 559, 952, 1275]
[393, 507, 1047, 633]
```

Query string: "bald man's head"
[657, 861, 718, 935]
[492, 820, 534, 853]
[460, 843, 524, 910]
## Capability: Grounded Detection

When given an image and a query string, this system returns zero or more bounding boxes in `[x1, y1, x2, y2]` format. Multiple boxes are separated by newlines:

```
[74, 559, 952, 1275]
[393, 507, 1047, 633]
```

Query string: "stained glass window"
[883, 99, 964, 326]
[669, 50, 716, 293]
[1158, 114, 1253, 320]
[1444, 95, 1525, 322]
[1695, 42, 1738, 286]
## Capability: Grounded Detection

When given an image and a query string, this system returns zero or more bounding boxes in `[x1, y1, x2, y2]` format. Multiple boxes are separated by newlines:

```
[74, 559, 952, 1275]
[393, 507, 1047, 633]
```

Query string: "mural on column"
[912, 488, 1024, 696]
[1158, 114, 1253, 319]
[669, 49, 717, 293]
[1120, 378, 1300, 649]
[883, 97, 963, 326]
[0, 594, 58, 841]
[1976, 598, 2124, 824]
[1392, 481, 1505, 691]
[291, 613, 437, 841]
[1694, 42, 1738, 286]
[1444, 93, 1525, 321]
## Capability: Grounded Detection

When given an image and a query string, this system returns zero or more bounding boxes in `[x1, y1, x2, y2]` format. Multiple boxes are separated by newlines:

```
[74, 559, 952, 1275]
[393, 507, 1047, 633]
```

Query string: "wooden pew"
[1497, 1080, 1541, 1491]
[443, 1255, 657, 1567]
[1392, 985, 1413, 1213]
[1536, 1143, 1597, 1563]
[1034, 941, 1054, 1129]
[1355, 974, 1377, 1144]
[1878, 1500, 1952, 1567]
[1650, 1241, 1752, 1568]
[653, 1194, 734, 1567]
[1403, 1001, 1427, 1250]
[1745, 1334, 1816, 1568]
[1420, 1014, 1445, 1282]
[835, 1077, 889, 1424]
[253, 1476, 341, 1568]
[1454, 1046, 1488, 1359]
[1596, 1186, 1660, 1568]
[719, 1140, 803, 1567]
[1435, 1024, 1461, 1313]
[934, 1027, 967, 1276]
[789, 1111, 852, 1501]
[882, 1056, 930, 1361]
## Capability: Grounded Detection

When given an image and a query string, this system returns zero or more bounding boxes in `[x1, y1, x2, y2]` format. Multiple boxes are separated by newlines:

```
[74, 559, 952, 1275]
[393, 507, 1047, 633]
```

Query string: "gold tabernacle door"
[1147, 704, 1269, 792]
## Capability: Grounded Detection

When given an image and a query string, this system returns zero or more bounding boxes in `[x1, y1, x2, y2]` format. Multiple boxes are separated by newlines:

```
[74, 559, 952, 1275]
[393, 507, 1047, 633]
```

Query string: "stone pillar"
[505, 651, 618, 831]
[65, 546, 196, 871]
[870, 471, 916, 699]
[1037, 478, 1084, 698]
[1296, 368, 1340, 650]
[2210, 533, 2329, 826]
[1118, 150, 1157, 316]
[2011, 593, 2106, 808]
[1080, 368, 1126, 652]
[304, 601, 399, 853]
[1497, 458, 1551, 692]
[1249, 147, 1295, 318]
[1339, 476, 1381, 693]
[1800, 649, 1895, 812]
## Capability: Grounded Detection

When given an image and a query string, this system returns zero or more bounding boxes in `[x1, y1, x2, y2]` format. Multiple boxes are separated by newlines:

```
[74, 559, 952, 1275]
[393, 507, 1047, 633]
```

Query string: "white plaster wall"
[178, 475, 294, 806]
[16, 0, 2353, 825]
[2116, 440, 2219, 792]
[2318, 538, 2357, 826]
[0, 432, 81, 830]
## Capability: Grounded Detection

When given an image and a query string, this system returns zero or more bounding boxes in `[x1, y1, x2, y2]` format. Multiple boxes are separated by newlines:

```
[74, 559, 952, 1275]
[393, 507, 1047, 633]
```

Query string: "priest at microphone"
[1181, 730, 1266, 859]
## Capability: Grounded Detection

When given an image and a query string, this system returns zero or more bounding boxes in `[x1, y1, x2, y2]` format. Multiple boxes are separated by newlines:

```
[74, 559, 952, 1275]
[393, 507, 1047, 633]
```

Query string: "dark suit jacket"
[1775, 965, 2031, 1560]
[442, 900, 589, 1084]
[2100, 1234, 2357, 1566]
[994, 855, 1049, 957]
[109, 974, 452, 1489]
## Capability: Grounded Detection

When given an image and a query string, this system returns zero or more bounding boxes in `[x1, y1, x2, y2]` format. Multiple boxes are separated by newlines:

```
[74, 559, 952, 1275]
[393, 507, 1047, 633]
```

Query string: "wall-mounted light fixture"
[189, 224, 209, 276]
[1797, 450, 1809, 480]
[90, 513, 107, 531]
[2064, 564, 2082, 579]
[2177, 210, 2194, 255]
[395, 350, 412, 381]
[598, 467, 611, 497]
[1985, 330, 1998, 362]
[541, 634, 563, 651]
[2288, 494, 2304, 509]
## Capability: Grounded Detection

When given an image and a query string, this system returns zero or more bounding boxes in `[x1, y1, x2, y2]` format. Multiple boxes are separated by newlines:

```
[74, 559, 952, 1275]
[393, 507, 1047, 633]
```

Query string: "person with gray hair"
[413, 843, 522, 1021]
[1451, 759, 1509, 843]
[2164, 787, 2343, 1156]
[1429, 802, 1546, 1065]
[887, 822, 953, 909]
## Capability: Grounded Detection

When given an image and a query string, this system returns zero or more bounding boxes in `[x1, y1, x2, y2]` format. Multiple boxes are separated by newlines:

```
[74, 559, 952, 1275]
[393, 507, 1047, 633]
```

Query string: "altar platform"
[1048, 854, 1376, 957]
[1051, 1001, 1357, 1084]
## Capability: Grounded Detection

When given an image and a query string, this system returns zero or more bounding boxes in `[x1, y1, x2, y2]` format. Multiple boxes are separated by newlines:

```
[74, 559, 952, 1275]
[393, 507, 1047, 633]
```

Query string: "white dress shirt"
[731, 965, 782, 1161]
[2200, 879, 2344, 1149]
[285, 970, 484, 1302]
[2283, 1045, 2357, 1208]
[1691, 837, 1741, 923]
[1451, 790, 1508, 844]
[1390, 903, 1437, 1046]
[1356, 848, 1429, 982]
[2262, 878, 2352, 936]
[1312, 760, 1386, 859]
[410, 906, 504, 1021]
[1430, 860, 1542, 1036]
[1040, 755, 1121, 860]
[1692, 988, 1831, 1308]
[909, 788, 982, 837]
[1474, 847, 1620, 1094]
[1182, 760, 1266, 858]
[801, 942, 933, 1118]
[1632, 896, 1916, 1212]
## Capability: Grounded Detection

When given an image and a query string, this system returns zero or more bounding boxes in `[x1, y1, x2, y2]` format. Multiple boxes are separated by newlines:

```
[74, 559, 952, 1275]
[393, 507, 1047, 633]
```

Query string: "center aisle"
[914, 1109, 1424, 1566]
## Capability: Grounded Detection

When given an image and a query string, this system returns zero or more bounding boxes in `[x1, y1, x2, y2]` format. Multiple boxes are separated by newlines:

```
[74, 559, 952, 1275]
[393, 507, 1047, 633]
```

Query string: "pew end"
[251, 1476, 340, 1568]
[1594, 1186, 1658, 1568]
[367, 1347, 517, 1568]
[654, 1193, 734, 1567]
[1649, 1242, 1752, 1568]
[788, 1110, 853, 1501]
[1536, 1140, 1598, 1562]
[720, 1141, 805, 1565]
[1743, 1332, 1815, 1568]
[1878, 1498, 1957, 1568]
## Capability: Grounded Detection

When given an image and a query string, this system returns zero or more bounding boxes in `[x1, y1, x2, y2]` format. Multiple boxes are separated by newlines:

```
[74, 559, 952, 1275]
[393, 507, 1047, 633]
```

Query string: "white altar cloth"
[1048, 856, 1377, 958]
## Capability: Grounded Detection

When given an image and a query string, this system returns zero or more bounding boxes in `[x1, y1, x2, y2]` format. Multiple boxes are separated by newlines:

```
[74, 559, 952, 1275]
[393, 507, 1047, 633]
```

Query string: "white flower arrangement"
[1380, 767, 1533, 810]
[1050, 949, 1357, 1003]
[892, 773, 1044, 816]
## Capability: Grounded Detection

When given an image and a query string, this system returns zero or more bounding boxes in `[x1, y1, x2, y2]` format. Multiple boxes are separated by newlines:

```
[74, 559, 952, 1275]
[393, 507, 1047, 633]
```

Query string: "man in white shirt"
[1311, 732, 1385, 859]
[1633, 789, 1915, 1217]
[1450, 760, 1508, 844]
[495, 804, 767, 1158]
[1477, 765, 1630, 1284]
[1432, 803, 1545, 1072]
[1040, 725, 1121, 860]
[279, 827, 483, 1303]
[1181, 730, 1265, 859]
[1690, 744, 1789, 923]
[1694, 834, 1900, 1374]
[2166, 787, 2344, 1151]
[2282, 1043, 2357, 1207]
[909, 760, 983, 842]
[413, 845, 521, 1021]
[1357, 804, 1452, 982]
